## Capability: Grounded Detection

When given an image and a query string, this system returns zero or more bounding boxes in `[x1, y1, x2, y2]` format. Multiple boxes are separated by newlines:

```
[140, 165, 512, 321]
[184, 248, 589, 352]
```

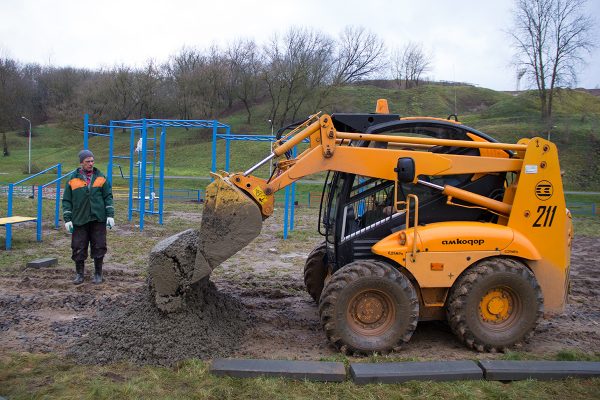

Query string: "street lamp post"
[21, 116, 31, 174]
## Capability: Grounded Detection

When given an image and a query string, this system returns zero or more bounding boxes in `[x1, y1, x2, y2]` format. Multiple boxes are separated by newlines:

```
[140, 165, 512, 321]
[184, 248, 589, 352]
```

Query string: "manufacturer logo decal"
[441, 239, 485, 246]
[535, 180, 553, 200]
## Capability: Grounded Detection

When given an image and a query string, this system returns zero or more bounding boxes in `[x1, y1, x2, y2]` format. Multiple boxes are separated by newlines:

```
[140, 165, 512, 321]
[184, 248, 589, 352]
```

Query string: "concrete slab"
[350, 360, 483, 384]
[210, 358, 346, 382]
[26, 257, 58, 269]
[479, 360, 600, 381]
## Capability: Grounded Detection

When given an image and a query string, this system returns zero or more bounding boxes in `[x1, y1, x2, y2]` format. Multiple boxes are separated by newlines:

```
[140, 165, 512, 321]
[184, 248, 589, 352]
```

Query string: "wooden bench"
[1, 216, 37, 250]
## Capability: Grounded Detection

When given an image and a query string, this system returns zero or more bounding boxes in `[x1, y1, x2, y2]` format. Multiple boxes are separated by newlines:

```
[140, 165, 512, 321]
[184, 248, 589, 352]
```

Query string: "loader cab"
[320, 117, 510, 272]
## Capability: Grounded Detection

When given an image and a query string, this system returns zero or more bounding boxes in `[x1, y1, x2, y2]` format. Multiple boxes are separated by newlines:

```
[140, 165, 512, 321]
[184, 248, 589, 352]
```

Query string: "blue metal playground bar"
[84, 114, 308, 237]
[4, 164, 66, 249]
[84, 115, 229, 231]
[212, 131, 309, 239]
[36, 166, 79, 241]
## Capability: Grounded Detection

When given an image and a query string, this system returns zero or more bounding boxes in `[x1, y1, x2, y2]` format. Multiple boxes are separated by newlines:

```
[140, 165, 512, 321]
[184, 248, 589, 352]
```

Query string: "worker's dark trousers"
[71, 221, 107, 262]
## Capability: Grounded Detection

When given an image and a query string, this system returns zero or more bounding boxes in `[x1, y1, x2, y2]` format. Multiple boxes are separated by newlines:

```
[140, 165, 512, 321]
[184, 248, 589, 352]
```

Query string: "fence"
[112, 186, 204, 202]
[567, 202, 597, 216]
[0, 184, 35, 197]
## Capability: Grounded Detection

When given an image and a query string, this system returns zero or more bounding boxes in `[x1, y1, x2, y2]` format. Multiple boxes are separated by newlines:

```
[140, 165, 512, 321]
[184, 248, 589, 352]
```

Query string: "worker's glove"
[64, 221, 73, 234]
[106, 217, 115, 229]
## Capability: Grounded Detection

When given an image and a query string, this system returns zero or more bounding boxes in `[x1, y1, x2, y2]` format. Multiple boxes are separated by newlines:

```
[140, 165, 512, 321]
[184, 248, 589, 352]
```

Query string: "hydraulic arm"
[193, 112, 541, 283]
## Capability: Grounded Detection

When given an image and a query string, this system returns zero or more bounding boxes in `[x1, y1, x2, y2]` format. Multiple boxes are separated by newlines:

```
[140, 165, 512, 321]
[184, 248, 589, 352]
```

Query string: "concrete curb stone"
[349, 360, 483, 385]
[478, 360, 600, 381]
[209, 358, 600, 384]
[210, 358, 346, 382]
[26, 257, 58, 269]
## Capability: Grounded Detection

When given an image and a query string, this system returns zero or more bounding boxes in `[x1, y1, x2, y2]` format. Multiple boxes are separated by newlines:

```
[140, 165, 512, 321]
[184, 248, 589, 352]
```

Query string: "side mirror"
[395, 157, 415, 183]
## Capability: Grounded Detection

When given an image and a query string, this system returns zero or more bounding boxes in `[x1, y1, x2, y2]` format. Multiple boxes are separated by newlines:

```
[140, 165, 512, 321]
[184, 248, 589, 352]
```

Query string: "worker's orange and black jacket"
[62, 167, 114, 226]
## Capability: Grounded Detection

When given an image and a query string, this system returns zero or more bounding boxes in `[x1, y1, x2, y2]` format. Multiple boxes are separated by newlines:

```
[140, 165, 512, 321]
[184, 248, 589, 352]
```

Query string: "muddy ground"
[1, 208, 599, 365]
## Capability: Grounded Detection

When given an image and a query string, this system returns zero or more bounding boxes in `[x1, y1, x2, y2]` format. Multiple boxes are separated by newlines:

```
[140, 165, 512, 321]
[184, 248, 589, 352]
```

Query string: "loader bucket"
[191, 174, 263, 283]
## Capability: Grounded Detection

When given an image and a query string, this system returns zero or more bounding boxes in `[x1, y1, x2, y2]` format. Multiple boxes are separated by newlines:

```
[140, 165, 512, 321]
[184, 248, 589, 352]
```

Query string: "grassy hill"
[1, 84, 600, 193]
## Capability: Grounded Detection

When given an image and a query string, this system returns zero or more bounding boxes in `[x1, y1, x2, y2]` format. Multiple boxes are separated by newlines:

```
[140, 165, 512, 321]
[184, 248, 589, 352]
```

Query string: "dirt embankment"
[0, 235, 598, 365]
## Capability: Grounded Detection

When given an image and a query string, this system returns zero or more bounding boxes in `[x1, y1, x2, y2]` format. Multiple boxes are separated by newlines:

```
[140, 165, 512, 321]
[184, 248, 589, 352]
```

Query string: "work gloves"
[64, 219, 115, 232]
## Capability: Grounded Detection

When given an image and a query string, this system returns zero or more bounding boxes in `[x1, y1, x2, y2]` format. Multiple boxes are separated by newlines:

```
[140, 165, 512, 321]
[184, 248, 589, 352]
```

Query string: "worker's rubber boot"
[93, 258, 104, 284]
[73, 261, 84, 285]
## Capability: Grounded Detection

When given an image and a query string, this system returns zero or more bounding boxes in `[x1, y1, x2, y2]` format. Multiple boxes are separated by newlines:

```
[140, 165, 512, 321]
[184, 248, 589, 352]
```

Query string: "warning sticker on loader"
[253, 187, 268, 204]
[525, 165, 538, 174]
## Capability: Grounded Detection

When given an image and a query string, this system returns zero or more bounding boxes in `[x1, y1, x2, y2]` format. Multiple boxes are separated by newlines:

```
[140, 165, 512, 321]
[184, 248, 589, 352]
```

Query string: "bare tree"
[202, 45, 230, 117]
[225, 39, 264, 124]
[37, 66, 92, 123]
[107, 65, 138, 120]
[163, 48, 204, 120]
[134, 59, 162, 118]
[74, 72, 111, 122]
[390, 42, 431, 89]
[333, 26, 386, 84]
[510, 0, 595, 120]
[0, 57, 38, 129]
[263, 27, 334, 126]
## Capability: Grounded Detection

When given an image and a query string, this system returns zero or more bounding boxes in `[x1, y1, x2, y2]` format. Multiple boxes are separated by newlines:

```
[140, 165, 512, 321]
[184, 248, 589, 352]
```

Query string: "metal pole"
[149, 126, 157, 213]
[225, 125, 231, 172]
[211, 120, 218, 175]
[108, 122, 114, 185]
[55, 164, 61, 229]
[290, 146, 297, 231]
[140, 120, 147, 231]
[158, 126, 166, 225]
[37, 185, 43, 241]
[283, 186, 290, 239]
[83, 114, 89, 150]
[128, 128, 135, 221]
[21, 116, 31, 174]
[6, 183, 13, 249]
[268, 120, 273, 176]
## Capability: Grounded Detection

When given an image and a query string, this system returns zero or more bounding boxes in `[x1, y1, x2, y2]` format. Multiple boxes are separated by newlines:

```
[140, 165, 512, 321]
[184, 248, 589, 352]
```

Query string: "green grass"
[500, 351, 600, 361]
[572, 216, 600, 236]
[1, 84, 600, 189]
[1, 353, 599, 400]
[1, 165, 600, 399]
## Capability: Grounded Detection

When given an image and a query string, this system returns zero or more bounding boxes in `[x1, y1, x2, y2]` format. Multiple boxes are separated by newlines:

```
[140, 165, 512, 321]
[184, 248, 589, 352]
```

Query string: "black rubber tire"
[304, 242, 328, 302]
[319, 260, 419, 354]
[447, 257, 543, 352]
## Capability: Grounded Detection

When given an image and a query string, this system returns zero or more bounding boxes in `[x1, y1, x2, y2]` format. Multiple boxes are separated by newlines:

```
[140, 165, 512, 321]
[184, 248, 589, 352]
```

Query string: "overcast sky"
[0, 0, 598, 91]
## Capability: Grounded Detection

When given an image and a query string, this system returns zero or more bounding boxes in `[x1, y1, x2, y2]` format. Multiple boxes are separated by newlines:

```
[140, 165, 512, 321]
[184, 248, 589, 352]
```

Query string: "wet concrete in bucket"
[67, 279, 251, 366]
[147, 177, 263, 312]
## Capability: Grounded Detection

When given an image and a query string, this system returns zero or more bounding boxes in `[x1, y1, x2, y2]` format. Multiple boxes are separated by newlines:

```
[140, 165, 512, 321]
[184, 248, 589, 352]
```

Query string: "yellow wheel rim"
[479, 289, 512, 323]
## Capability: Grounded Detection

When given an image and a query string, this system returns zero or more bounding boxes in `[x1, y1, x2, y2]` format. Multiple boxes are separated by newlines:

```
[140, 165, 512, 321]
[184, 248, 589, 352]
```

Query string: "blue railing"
[4, 165, 76, 249]
[35, 168, 78, 241]
[567, 202, 597, 216]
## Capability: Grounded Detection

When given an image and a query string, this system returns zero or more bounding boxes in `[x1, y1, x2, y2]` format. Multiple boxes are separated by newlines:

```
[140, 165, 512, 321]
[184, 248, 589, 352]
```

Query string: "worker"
[62, 149, 115, 285]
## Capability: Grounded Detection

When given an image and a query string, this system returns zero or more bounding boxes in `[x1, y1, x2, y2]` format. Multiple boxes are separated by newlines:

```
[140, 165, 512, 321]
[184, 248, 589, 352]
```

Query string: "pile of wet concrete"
[68, 279, 250, 366]
[69, 226, 259, 366]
